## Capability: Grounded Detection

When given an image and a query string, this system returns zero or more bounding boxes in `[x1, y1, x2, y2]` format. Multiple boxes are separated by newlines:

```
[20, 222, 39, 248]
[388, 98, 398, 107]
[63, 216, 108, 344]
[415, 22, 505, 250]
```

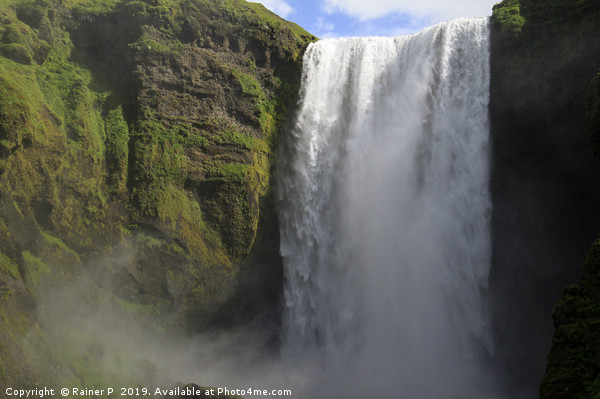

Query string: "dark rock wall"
[538, 71, 600, 399]
[489, 0, 600, 397]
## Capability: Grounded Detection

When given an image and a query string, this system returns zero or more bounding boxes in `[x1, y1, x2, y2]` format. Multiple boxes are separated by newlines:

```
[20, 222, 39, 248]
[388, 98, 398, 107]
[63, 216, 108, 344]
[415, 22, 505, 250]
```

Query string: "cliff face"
[489, 0, 600, 397]
[538, 72, 600, 399]
[0, 0, 313, 389]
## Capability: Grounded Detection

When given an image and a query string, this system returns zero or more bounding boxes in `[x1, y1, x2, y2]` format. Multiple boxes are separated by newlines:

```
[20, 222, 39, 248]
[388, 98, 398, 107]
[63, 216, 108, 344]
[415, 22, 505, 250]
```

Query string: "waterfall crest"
[278, 17, 494, 398]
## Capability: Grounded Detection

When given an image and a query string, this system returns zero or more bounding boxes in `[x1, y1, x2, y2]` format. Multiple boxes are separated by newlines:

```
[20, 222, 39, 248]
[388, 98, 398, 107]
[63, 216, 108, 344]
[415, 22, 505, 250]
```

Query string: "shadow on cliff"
[488, 1, 600, 397]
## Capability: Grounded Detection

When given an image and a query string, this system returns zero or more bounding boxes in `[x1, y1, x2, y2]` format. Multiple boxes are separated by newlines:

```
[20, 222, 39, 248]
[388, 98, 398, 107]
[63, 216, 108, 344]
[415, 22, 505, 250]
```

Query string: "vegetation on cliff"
[540, 240, 600, 399]
[0, 0, 314, 392]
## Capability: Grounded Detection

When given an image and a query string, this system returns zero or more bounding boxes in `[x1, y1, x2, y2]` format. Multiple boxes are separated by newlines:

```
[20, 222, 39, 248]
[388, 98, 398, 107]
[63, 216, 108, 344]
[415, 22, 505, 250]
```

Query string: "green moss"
[584, 375, 600, 398]
[492, 0, 526, 39]
[213, 129, 257, 150]
[230, 67, 284, 141]
[0, 43, 33, 64]
[153, 184, 228, 262]
[2, 21, 35, 45]
[229, 67, 281, 140]
[129, 32, 176, 55]
[541, 238, 600, 399]
[245, 57, 256, 73]
[21, 250, 50, 286]
[209, 162, 250, 182]
[33, 25, 107, 162]
[0, 218, 16, 258]
[256, 97, 277, 137]
[541, 285, 600, 399]
[231, 68, 264, 99]
[0, 59, 48, 146]
[0, 252, 20, 280]
[41, 231, 81, 263]
[183, 133, 209, 148]
[114, 295, 162, 317]
[56, 0, 120, 15]
[0, 15, 44, 64]
[134, 232, 165, 249]
[105, 106, 129, 195]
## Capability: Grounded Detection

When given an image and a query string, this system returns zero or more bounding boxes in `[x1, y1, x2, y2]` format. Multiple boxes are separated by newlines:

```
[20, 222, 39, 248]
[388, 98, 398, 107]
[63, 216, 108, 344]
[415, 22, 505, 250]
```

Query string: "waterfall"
[278, 17, 495, 398]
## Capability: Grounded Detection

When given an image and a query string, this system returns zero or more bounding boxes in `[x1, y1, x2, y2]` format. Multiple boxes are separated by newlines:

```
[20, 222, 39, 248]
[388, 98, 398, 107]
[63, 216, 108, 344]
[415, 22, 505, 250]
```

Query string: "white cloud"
[312, 17, 336, 37]
[315, 17, 335, 32]
[248, 0, 294, 18]
[321, 0, 496, 22]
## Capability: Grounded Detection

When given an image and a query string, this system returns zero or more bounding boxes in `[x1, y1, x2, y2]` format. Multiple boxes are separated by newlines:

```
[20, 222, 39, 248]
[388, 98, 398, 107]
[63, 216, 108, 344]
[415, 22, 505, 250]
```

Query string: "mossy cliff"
[0, 0, 314, 391]
[489, 0, 600, 397]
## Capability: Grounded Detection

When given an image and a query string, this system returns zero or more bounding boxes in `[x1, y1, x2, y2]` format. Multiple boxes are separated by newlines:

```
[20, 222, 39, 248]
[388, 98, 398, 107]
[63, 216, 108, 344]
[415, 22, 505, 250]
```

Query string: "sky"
[248, 0, 500, 38]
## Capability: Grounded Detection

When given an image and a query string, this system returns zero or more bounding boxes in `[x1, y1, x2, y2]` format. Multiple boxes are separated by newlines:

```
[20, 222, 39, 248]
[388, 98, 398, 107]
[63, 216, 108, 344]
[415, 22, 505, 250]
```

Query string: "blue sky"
[248, 0, 500, 37]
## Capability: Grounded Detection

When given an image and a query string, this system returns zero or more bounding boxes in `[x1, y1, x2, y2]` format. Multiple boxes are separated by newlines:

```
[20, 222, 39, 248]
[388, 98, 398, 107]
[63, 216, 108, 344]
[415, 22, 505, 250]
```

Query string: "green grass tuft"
[231, 67, 264, 99]
[105, 106, 129, 195]
[21, 250, 50, 286]
[0, 252, 20, 280]
[493, 0, 526, 39]
[41, 231, 81, 263]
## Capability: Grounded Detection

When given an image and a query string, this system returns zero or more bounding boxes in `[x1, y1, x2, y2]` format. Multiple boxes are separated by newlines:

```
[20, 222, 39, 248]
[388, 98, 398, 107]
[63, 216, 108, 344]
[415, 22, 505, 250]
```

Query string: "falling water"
[278, 17, 495, 398]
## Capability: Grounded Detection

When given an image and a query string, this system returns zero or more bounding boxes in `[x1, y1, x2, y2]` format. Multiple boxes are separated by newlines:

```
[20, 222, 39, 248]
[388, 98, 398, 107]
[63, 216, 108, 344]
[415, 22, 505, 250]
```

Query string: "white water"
[278, 17, 496, 398]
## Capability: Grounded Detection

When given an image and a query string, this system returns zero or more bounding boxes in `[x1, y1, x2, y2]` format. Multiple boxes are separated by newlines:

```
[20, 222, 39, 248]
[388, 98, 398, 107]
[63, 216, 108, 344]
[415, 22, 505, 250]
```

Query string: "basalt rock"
[489, 0, 600, 397]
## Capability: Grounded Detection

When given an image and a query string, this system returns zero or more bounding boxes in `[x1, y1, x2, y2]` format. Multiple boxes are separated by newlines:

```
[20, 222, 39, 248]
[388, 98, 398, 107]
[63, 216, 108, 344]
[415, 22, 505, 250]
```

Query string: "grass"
[208, 162, 250, 182]
[0, 59, 48, 146]
[128, 31, 179, 56]
[114, 295, 162, 316]
[213, 128, 258, 150]
[492, 0, 526, 39]
[231, 67, 264, 99]
[21, 250, 51, 286]
[494, 0, 600, 46]
[104, 106, 129, 194]
[41, 231, 81, 263]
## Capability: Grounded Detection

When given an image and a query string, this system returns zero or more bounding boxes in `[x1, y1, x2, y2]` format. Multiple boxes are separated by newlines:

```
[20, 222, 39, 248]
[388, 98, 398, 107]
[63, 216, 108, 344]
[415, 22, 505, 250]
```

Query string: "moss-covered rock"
[491, 0, 525, 41]
[0, 0, 315, 391]
[540, 239, 600, 399]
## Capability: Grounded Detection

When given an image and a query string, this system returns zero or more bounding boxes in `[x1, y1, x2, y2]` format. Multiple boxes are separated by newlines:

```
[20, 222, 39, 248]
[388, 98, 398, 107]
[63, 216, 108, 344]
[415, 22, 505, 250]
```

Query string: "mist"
[26, 238, 301, 397]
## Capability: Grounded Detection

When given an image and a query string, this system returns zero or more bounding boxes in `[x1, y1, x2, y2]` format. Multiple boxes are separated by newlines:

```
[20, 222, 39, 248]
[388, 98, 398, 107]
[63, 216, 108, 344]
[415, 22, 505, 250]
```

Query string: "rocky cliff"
[538, 72, 600, 399]
[0, 0, 313, 390]
[489, 0, 600, 397]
